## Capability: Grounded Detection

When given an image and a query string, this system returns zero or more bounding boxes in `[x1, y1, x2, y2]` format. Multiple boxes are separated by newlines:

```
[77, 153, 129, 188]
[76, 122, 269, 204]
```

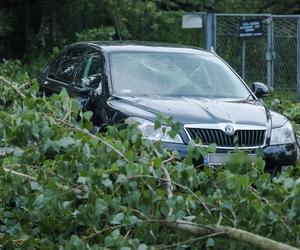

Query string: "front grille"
[185, 128, 266, 148]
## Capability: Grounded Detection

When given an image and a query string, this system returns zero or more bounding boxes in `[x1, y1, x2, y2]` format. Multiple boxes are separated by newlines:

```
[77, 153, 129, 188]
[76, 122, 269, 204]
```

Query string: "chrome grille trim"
[184, 124, 267, 149]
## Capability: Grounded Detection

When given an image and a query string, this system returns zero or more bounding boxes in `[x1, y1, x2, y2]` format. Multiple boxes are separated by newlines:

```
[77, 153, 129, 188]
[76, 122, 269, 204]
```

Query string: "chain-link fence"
[213, 14, 300, 94]
[273, 17, 298, 90]
[215, 14, 268, 85]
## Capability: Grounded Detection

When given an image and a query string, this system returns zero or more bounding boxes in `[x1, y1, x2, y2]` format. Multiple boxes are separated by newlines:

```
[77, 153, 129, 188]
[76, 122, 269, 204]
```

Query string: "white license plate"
[204, 153, 257, 166]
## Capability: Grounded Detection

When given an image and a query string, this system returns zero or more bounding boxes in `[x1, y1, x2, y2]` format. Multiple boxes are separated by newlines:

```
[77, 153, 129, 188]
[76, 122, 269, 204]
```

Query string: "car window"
[52, 46, 87, 84]
[47, 49, 67, 79]
[77, 53, 103, 88]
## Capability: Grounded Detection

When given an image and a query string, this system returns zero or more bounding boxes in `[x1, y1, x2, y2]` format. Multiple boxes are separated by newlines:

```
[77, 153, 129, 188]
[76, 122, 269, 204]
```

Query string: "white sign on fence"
[182, 14, 203, 29]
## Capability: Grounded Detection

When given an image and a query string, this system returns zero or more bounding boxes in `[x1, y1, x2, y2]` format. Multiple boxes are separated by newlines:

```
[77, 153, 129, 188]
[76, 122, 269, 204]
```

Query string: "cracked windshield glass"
[110, 52, 250, 98]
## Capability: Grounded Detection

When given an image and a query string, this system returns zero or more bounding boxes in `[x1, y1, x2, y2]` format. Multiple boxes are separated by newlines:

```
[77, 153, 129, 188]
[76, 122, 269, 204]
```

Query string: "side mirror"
[252, 82, 269, 98]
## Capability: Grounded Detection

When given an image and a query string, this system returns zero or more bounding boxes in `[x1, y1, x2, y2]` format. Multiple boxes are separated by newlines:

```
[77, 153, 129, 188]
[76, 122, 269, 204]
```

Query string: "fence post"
[205, 13, 215, 51]
[266, 15, 274, 88]
[297, 16, 300, 99]
[241, 16, 246, 80]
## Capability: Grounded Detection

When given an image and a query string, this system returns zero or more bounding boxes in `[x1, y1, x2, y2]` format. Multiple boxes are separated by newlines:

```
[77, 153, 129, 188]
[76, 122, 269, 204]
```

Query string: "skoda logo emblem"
[225, 125, 235, 136]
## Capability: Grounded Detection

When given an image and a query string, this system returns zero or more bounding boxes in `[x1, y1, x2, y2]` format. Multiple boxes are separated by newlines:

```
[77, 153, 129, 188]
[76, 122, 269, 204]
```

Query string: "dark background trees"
[0, 0, 299, 59]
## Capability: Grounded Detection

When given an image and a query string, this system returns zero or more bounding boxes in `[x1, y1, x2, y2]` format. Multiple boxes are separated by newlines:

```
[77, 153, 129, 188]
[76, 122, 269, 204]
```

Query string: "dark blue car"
[38, 41, 298, 172]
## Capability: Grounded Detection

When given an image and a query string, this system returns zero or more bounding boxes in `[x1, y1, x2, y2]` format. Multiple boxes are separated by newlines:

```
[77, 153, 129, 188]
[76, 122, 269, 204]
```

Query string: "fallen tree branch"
[162, 166, 174, 199]
[19, 81, 31, 90]
[162, 165, 174, 216]
[156, 232, 223, 249]
[3, 167, 36, 181]
[163, 219, 299, 250]
[250, 185, 293, 234]
[81, 215, 299, 250]
[3, 164, 86, 194]
[41, 112, 128, 162]
[4, 164, 296, 250]
[80, 127, 128, 161]
[127, 174, 214, 215]
[0, 76, 26, 98]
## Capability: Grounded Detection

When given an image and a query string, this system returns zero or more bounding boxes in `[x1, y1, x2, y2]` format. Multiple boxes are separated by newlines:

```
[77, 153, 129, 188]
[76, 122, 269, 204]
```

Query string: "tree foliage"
[76, 27, 116, 42]
[0, 61, 300, 249]
[1, 0, 299, 58]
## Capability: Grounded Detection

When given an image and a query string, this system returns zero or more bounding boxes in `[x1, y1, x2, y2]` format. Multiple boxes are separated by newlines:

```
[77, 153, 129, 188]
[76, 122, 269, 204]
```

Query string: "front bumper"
[163, 142, 298, 168]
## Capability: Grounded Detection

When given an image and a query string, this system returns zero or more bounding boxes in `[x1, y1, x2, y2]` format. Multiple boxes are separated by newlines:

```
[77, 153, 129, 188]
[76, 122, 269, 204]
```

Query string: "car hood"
[108, 96, 284, 127]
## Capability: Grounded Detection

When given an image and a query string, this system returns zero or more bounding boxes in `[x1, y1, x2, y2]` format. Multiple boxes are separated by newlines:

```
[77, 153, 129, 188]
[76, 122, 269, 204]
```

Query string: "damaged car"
[38, 41, 298, 172]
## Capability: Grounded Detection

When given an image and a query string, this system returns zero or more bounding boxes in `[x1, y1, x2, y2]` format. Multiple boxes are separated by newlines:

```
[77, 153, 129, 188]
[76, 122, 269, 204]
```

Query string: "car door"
[69, 48, 110, 126]
[43, 45, 88, 94]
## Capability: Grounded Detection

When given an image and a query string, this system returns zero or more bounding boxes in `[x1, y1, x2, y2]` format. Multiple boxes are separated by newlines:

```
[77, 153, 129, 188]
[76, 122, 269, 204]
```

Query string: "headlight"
[127, 117, 183, 144]
[270, 121, 295, 145]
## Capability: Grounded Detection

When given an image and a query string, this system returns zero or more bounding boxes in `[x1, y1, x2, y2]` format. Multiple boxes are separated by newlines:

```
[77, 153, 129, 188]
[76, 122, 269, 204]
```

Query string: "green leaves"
[111, 212, 125, 225]
[283, 177, 295, 190]
[71, 99, 81, 114]
[33, 194, 45, 209]
[0, 70, 300, 249]
[95, 198, 108, 216]
[237, 175, 250, 187]
[102, 178, 113, 190]
[57, 137, 76, 149]
[83, 111, 93, 121]
[76, 26, 116, 41]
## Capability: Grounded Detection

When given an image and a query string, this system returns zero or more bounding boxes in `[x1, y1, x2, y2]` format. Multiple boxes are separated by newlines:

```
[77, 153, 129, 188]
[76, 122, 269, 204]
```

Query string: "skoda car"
[38, 41, 297, 171]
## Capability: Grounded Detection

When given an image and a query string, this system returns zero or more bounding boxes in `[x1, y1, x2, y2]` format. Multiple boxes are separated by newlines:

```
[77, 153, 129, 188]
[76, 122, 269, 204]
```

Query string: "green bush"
[0, 63, 299, 249]
[265, 91, 300, 124]
[76, 27, 116, 42]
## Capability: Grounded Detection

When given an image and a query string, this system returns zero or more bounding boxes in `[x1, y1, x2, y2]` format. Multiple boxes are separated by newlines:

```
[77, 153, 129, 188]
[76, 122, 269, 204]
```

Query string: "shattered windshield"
[110, 51, 250, 98]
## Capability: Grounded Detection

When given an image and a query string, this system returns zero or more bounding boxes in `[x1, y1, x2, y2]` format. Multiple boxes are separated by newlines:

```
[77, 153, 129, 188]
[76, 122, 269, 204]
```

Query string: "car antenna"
[112, 11, 122, 41]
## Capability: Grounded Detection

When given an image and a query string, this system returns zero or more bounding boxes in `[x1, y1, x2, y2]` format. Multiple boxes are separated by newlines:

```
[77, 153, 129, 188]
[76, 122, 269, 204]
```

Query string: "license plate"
[204, 153, 257, 166]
